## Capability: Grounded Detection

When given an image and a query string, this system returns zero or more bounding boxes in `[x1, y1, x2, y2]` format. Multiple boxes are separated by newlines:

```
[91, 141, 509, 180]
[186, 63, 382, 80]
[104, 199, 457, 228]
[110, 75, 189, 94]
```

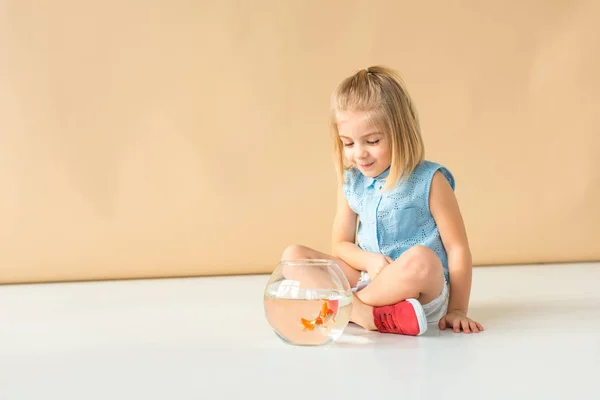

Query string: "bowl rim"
[278, 259, 338, 266]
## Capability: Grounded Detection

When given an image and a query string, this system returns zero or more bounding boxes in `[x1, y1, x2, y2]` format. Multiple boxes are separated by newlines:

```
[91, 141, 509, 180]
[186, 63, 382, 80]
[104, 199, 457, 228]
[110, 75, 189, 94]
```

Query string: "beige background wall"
[1, 1, 599, 284]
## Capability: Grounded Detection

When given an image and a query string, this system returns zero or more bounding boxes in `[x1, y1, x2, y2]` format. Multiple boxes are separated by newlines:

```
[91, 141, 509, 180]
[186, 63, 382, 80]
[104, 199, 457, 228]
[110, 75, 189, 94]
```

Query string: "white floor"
[1, 262, 599, 400]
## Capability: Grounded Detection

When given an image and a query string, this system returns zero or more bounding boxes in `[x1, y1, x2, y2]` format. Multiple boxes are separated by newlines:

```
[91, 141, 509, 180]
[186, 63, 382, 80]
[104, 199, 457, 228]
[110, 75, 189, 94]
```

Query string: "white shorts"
[352, 271, 450, 324]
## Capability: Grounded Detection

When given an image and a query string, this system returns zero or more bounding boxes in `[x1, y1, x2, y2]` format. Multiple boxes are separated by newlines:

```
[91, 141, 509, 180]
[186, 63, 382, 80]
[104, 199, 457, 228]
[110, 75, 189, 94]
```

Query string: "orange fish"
[301, 316, 325, 331]
[300, 300, 338, 331]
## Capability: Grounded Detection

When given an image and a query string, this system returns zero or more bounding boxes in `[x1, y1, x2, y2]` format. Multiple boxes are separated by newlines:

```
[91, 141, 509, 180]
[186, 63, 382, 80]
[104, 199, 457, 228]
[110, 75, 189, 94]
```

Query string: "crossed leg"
[351, 246, 446, 330]
[279, 244, 446, 331]
[356, 245, 446, 306]
[279, 244, 361, 288]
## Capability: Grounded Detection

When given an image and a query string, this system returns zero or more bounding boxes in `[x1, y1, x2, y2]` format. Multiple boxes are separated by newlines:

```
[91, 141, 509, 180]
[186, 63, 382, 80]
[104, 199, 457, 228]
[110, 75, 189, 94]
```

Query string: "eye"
[343, 142, 354, 147]
[367, 139, 380, 145]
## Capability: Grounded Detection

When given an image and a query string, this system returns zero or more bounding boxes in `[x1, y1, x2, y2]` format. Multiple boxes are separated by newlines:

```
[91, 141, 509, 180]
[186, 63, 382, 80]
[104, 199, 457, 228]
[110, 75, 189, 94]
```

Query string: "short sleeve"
[343, 167, 359, 195]
[342, 167, 361, 214]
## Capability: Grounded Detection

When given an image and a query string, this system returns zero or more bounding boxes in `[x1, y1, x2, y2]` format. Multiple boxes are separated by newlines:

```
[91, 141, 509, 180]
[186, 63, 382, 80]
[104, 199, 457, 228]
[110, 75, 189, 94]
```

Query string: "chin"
[359, 167, 381, 177]
[353, 161, 382, 176]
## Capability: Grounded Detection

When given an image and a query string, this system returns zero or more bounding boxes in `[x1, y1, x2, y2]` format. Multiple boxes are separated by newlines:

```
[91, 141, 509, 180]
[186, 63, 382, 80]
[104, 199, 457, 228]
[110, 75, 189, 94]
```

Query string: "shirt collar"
[365, 167, 390, 188]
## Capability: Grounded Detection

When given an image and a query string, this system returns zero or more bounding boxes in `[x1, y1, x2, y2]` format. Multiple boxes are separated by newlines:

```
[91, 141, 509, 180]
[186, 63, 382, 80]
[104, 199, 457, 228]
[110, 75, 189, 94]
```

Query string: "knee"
[281, 244, 311, 260]
[401, 246, 441, 281]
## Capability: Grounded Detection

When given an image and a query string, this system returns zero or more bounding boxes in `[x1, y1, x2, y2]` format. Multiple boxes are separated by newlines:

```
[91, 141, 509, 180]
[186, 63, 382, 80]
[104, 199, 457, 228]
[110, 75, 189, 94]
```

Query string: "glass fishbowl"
[263, 259, 353, 346]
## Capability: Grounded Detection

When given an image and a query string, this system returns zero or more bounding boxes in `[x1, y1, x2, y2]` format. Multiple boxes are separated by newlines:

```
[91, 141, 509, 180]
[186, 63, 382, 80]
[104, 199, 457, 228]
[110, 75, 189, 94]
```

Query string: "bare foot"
[350, 293, 377, 331]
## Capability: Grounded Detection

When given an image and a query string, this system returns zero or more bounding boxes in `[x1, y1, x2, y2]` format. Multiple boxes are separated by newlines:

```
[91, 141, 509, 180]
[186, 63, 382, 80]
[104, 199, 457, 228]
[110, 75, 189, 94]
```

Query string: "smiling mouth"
[359, 162, 374, 168]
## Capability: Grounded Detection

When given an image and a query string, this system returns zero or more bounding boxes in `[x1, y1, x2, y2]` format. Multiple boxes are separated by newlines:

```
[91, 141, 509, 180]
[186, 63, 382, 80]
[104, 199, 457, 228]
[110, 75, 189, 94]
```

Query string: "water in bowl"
[264, 279, 353, 346]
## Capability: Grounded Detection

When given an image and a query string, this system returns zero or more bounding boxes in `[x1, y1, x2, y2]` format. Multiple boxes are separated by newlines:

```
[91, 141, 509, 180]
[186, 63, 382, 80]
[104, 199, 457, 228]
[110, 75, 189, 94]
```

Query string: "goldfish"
[300, 299, 338, 331]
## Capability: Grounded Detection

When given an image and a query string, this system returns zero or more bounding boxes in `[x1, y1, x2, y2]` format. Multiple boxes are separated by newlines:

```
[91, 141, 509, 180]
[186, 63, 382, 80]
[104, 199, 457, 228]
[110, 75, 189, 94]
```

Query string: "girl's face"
[336, 110, 391, 178]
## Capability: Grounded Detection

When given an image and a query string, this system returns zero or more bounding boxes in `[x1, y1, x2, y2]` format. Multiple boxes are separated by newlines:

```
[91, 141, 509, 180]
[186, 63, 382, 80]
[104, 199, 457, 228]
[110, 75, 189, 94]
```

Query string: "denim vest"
[343, 160, 455, 282]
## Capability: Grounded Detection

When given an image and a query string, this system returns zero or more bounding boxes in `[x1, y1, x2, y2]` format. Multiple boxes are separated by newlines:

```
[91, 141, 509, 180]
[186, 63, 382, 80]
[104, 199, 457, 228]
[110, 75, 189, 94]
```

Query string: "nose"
[355, 143, 369, 159]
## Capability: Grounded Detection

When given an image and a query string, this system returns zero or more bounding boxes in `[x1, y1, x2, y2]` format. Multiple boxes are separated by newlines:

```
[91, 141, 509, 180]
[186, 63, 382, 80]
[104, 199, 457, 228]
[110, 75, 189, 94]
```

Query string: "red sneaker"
[372, 298, 427, 336]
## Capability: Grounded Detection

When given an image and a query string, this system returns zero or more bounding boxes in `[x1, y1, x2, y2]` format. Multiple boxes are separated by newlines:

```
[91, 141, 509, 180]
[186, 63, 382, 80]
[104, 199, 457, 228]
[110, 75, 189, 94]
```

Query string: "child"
[280, 66, 483, 336]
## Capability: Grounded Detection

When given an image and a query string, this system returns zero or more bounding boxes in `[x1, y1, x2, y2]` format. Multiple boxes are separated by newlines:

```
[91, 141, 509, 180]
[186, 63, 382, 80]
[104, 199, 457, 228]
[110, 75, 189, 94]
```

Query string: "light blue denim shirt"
[343, 160, 455, 282]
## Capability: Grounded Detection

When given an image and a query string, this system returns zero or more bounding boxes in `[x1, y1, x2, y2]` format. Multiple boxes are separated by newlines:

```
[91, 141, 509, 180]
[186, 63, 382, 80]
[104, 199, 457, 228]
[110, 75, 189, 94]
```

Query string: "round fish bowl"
[263, 259, 353, 346]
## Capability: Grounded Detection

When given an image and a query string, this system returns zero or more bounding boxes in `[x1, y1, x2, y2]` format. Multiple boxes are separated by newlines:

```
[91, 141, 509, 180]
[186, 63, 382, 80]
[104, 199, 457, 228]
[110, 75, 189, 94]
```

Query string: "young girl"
[280, 66, 483, 336]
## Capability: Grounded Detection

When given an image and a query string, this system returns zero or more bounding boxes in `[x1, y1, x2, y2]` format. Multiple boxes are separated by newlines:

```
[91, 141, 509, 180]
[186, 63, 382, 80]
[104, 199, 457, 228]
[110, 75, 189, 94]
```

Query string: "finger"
[461, 319, 470, 334]
[469, 321, 479, 333]
[453, 320, 461, 333]
[438, 317, 447, 330]
[476, 322, 485, 331]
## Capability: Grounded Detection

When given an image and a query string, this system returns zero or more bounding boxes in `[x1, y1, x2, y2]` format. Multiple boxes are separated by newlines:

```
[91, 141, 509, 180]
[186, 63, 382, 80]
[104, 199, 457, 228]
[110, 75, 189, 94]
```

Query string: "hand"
[365, 253, 393, 280]
[439, 310, 484, 334]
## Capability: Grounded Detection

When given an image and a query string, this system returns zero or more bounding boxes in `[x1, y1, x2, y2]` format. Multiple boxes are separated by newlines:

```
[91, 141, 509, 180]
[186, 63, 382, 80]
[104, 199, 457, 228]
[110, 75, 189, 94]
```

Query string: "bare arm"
[331, 185, 373, 271]
[429, 171, 473, 315]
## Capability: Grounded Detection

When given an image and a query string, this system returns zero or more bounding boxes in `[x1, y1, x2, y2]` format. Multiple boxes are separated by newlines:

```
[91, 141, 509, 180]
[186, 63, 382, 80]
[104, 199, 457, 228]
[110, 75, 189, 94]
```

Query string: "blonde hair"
[330, 66, 424, 190]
